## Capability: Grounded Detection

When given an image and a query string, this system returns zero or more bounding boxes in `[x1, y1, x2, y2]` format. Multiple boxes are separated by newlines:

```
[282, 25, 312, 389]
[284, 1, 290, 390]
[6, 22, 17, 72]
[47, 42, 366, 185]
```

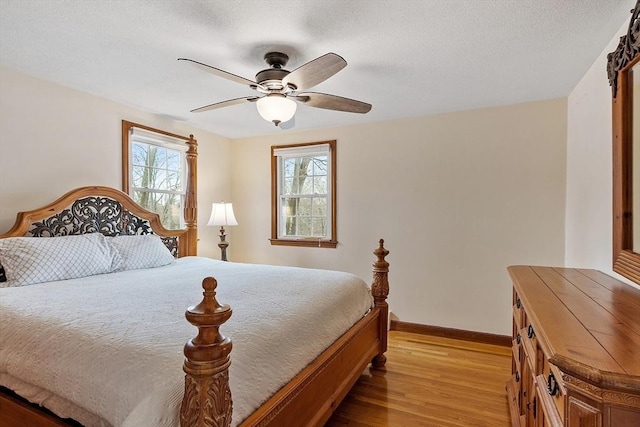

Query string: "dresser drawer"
[513, 290, 524, 331]
[541, 362, 565, 422]
[506, 376, 523, 427]
[512, 334, 523, 367]
[519, 325, 538, 375]
[535, 375, 563, 427]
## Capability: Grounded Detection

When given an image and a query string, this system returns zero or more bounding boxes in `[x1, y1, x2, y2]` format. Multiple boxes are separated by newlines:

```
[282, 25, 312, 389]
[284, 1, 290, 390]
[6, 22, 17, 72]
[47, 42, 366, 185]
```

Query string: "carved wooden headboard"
[0, 186, 194, 258]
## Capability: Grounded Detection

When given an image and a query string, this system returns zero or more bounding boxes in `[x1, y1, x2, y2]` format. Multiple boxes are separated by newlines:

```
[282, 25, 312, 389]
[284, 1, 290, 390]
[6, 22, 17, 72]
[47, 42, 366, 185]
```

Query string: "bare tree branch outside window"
[131, 141, 184, 229]
[281, 155, 328, 238]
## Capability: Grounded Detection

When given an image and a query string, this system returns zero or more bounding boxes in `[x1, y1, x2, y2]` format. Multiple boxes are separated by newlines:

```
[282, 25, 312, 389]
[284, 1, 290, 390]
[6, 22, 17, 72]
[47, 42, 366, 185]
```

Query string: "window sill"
[269, 239, 338, 248]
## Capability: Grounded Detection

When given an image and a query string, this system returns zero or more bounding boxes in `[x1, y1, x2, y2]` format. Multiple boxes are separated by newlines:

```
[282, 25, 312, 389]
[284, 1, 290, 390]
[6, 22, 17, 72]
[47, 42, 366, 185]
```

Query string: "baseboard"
[390, 320, 511, 347]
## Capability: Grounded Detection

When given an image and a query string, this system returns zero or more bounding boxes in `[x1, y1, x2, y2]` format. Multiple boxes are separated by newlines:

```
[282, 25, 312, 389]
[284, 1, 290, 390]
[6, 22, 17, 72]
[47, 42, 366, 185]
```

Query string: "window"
[271, 140, 337, 248]
[122, 121, 193, 230]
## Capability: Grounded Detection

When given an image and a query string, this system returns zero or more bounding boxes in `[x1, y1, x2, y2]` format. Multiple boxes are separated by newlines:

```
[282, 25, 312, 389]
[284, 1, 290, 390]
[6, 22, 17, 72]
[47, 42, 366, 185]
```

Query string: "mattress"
[0, 257, 373, 426]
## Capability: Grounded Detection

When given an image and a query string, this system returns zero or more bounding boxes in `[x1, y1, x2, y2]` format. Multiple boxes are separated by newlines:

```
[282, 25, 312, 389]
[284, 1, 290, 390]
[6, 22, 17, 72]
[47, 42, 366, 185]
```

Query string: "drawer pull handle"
[516, 333, 521, 344]
[515, 371, 520, 382]
[527, 324, 535, 339]
[516, 298, 521, 309]
[547, 372, 559, 396]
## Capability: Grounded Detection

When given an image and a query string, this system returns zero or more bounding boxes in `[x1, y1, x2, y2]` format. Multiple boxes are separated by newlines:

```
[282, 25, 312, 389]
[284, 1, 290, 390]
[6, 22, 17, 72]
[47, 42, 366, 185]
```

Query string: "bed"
[0, 185, 390, 427]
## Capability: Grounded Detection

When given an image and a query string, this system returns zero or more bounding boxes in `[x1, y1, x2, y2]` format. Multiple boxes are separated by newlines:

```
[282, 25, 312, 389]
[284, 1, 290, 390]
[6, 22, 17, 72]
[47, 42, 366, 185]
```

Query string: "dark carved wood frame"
[608, 0, 640, 284]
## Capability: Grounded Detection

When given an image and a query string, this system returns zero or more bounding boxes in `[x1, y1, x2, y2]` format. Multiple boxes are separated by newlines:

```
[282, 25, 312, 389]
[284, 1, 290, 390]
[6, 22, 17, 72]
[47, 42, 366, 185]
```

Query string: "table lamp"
[207, 202, 238, 261]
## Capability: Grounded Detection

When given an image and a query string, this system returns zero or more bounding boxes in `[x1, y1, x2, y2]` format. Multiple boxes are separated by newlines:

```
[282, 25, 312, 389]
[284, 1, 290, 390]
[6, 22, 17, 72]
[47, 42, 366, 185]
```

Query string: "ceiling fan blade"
[279, 115, 295, 130]
[190, 96, 259, 113]
[178, 58, 258, 88]
[292, 92, 372, 114]
[282, 53, 347, 91]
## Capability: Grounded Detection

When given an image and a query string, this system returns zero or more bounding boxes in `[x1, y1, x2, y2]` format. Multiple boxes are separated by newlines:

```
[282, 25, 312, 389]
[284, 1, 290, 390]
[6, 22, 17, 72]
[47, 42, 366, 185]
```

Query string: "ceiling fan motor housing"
[255, 52, 293, 91]
[255, 68, 290, 89]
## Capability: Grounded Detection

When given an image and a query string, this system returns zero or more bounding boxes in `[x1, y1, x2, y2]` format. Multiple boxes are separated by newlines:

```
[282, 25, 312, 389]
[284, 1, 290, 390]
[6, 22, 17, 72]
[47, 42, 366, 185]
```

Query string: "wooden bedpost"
[183, 135, 198, 257]
[181, 277, 233, 427]
[371, 238, 390, 369]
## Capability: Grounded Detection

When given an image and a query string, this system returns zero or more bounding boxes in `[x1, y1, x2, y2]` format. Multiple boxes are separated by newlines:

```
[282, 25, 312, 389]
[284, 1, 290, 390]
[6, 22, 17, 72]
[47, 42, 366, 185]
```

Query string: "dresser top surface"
[508, 266, 640, 390]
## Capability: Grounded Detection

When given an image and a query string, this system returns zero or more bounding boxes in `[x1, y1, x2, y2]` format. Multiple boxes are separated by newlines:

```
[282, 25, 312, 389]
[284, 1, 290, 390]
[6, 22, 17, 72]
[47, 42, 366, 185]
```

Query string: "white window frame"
[270, 140, 337, 248]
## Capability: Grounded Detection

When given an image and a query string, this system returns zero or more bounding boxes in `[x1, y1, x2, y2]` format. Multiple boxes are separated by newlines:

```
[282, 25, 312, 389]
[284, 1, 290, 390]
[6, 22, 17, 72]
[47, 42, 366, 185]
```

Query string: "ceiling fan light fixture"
[256, 94, 296, 126]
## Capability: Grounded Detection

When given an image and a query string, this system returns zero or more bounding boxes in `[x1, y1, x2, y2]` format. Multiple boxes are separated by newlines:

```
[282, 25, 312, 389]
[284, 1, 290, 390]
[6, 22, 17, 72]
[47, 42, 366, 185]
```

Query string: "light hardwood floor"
[326, 331, 512, 427]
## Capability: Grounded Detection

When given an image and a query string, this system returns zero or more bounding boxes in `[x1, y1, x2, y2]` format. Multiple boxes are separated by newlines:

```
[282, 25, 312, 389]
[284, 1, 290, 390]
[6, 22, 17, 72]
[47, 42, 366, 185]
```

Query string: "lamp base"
[218, 226, 229, 262]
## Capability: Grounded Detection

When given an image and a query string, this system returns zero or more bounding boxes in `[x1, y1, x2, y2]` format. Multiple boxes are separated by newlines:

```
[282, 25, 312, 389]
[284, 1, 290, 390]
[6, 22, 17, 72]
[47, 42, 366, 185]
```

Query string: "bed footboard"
[180, 240, 390, 427]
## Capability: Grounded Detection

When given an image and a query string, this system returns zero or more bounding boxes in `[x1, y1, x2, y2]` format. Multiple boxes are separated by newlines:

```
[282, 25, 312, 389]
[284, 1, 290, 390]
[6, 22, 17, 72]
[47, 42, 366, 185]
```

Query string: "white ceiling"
[0, 0, 633, 139]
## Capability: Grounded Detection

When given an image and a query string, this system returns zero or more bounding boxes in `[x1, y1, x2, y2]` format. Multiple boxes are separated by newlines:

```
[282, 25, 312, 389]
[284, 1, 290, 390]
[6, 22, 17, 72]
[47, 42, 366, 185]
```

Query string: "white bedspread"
[0, 257, 373, 426]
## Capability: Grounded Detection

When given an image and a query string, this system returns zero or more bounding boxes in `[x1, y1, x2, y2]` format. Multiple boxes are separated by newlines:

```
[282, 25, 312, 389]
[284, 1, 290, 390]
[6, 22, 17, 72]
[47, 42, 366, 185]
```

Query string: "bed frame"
[0, 185, 390, 427]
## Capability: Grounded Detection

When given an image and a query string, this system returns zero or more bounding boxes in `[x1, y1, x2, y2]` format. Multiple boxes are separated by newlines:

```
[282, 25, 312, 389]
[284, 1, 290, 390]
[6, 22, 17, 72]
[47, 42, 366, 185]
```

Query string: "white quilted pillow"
[0, 233, 121, 287]
[107, 234, 175, 271]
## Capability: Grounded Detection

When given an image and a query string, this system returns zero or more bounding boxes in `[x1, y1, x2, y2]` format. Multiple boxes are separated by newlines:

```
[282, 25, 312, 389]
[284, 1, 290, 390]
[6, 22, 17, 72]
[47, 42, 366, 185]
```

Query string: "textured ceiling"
[0, 0, 633, 139]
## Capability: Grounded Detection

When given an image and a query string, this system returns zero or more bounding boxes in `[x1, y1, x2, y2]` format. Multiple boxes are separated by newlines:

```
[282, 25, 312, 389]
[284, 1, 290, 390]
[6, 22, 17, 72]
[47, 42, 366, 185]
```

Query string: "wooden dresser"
[506, 266, 640, 426]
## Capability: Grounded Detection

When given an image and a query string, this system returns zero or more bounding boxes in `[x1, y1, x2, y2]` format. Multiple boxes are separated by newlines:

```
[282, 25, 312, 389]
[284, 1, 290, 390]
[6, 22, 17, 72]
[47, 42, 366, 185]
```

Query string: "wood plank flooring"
[325, 331, 512, 427]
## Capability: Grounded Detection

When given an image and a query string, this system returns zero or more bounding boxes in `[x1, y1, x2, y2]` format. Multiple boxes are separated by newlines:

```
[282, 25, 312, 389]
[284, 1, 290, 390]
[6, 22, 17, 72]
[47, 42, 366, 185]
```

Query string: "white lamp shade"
[207, 202, 238, 226]
[256, 94, 297, 124]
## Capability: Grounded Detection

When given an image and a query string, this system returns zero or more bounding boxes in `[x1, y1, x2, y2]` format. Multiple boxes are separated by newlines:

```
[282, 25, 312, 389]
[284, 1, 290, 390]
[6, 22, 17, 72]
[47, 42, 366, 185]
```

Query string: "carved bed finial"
[372, 238, 390, 300]
[181, 277, 233, 427]
[371, 238, 390, 369]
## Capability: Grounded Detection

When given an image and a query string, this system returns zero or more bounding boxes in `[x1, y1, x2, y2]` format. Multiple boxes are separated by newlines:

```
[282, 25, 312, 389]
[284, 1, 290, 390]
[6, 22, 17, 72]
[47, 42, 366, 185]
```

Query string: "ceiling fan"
[178, 52, 372, 127]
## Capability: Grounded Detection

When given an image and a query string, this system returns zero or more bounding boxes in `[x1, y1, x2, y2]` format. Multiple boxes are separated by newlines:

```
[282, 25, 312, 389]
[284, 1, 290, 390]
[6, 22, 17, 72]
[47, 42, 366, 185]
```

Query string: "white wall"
[565, 19, 639, 288]
[0, 66, 232, 257]
[231, 99, 567, 335]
